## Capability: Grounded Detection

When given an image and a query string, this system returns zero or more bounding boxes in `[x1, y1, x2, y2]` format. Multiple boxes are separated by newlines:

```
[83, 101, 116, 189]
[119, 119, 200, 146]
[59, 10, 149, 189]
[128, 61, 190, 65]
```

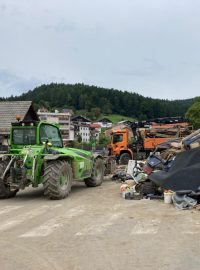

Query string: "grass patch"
[103, 114, 136, 123]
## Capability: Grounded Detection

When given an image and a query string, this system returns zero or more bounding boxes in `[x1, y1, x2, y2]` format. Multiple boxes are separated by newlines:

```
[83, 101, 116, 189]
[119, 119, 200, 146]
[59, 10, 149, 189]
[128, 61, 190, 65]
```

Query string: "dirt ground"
[0, 177, 200, 270]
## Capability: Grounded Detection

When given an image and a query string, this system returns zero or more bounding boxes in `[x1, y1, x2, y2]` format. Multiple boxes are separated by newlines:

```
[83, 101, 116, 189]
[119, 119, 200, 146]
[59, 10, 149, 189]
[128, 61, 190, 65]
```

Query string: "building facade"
[37, 111, 74, 143]
[96, 118, 113, 128]
[78, 124, 91, 142]
[90, 124, 101, 141]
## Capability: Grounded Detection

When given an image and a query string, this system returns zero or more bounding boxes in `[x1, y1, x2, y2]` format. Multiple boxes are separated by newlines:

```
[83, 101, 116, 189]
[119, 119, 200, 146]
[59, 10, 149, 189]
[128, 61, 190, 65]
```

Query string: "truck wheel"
[0, 161, 18, 199]
[120, 153, 131, 165]
[43, 160, 72, 200]
[85, 158, 104, 187]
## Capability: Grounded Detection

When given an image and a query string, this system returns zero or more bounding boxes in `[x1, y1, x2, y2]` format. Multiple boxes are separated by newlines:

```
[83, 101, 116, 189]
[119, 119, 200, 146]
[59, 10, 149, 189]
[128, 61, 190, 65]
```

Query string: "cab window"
[40, 124, 63, 147]
[12, 128, 36, 145]
[113, 134, 123, 143]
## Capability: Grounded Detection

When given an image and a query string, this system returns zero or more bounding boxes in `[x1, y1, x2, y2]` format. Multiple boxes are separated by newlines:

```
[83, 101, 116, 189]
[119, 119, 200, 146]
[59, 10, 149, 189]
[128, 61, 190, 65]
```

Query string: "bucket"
[164, 192, 173, 204]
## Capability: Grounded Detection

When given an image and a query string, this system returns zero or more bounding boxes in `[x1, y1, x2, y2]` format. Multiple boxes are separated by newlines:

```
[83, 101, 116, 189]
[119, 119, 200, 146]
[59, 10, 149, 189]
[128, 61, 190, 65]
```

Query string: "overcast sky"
[0, 0, 200, 99]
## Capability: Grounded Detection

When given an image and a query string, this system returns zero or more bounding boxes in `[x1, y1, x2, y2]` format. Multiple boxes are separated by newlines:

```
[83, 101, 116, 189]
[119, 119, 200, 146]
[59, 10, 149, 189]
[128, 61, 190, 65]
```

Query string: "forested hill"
[5, 83, 195, 119]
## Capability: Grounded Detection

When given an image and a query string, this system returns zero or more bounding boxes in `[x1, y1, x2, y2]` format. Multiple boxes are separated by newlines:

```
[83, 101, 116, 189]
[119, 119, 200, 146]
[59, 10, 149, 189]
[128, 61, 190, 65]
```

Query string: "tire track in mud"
[0, 204, 62, 232]
[19, 206, 85, 238]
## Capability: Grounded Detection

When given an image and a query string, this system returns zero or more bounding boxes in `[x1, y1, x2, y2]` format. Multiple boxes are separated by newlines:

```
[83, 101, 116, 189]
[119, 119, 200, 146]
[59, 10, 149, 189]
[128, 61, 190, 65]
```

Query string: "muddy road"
[0, 178, 200, 270]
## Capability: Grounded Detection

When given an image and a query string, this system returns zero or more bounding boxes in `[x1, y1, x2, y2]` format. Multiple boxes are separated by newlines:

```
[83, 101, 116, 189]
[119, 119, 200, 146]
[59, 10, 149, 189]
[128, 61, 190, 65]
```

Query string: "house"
[37, 110, 74, 143]
[62, 109, 74, 115]
[117, 120, 132, 126]
[96, 117, 113, 128]
[71, 115, 92, 142]
[38, 106, 49, 113]
[0, 101, 39, 145]
[90, 123, 101, 141]
[78, 124, 90, 143]
[71, 115, 92, 124]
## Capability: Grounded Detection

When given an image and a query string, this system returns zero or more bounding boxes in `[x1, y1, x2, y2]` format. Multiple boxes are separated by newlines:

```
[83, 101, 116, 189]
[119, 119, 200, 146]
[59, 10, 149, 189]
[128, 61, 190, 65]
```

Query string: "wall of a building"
[79, 126, 90, 142]
[38, 112, 74, 142]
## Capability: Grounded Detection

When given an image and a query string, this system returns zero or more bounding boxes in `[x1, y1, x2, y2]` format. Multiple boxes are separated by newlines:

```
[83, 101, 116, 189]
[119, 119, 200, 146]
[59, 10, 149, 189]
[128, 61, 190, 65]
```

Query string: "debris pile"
[145, 126, 191, 139]
[113, 129, 200, 210]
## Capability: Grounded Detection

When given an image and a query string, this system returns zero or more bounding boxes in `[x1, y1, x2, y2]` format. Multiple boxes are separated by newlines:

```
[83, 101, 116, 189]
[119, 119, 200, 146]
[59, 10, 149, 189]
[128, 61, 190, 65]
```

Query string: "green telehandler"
[0, 120, 105, 200]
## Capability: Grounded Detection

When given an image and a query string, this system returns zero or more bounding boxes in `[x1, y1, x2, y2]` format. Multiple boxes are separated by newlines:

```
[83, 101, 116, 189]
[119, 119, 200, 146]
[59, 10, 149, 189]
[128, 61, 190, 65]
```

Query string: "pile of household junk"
[112, 129, 200, 210]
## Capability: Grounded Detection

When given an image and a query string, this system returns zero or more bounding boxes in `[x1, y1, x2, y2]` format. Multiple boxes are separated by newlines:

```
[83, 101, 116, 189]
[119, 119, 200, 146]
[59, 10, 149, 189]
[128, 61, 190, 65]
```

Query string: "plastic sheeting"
[149, 147, 200, 191]
[172, 193, 197, 210]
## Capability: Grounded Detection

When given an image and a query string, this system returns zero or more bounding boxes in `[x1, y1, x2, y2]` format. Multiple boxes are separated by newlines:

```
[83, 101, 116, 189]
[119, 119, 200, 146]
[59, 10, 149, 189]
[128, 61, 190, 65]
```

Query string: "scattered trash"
[125, 192, 142, 200]
[124, 179, 136, 187]
[120, 184, 130, 193]
[172, 193, 197, 210]
[113, 129, 200, 210]
[164, 190, 173, 204]
[112, 171, 132, 182]
[145, 194, 164, 200]
[120, 181, 140, 199]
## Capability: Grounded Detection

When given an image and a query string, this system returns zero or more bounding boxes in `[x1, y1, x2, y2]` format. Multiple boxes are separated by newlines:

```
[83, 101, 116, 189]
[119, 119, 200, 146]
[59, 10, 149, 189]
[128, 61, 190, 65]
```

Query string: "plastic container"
[164, 192, 173, 204]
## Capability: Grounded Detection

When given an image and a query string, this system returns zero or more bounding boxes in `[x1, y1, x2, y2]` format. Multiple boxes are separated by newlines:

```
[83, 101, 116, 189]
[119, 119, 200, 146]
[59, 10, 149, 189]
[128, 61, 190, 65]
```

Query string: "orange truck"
[109, 121, 191, 164]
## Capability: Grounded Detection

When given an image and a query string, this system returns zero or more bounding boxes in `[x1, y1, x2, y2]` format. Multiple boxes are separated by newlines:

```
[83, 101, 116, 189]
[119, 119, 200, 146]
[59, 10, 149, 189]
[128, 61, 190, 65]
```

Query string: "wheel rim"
[59, 166, 70, 191]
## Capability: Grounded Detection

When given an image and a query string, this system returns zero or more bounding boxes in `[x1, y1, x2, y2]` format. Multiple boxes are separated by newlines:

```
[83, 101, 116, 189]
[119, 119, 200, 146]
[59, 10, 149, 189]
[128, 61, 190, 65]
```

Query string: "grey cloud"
[45, 21, 76, 33]
[0, 0, 200, 99]
[0, 3, 6, 15]
[144, 58, 165, 71]
[113, 59, 164, 78]
[180, 61, 200, 68]
[0, 3, 6, 11]
[113, 69, 152, 77]
[0, 69, 41, 97]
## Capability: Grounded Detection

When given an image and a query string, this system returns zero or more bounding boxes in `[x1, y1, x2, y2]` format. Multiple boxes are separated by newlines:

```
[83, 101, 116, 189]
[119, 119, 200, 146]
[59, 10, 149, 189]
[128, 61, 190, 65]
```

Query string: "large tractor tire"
[0, 161, 18, 199]
[85, 158, 104, 187]
[119, 153, 131, 165]
[43, 160, 72, 200]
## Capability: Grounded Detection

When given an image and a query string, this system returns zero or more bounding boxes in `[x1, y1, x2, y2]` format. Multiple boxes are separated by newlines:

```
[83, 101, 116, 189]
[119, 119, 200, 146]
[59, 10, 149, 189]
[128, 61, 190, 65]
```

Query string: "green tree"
[186, 101, 200, 128]
[91, 107, 101, 119]
[5, 82, 195, 119]
[77, 134, 82, 143]
[99, 132, 110, 146]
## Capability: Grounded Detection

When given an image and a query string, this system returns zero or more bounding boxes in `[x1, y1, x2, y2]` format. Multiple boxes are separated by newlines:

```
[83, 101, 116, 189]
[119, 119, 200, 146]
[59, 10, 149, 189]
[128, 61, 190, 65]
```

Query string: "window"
[12, 128, 36, 145]
[113, 134, 123, 143]
[40, 124, 63, 147]
[58, 115, 69, 121]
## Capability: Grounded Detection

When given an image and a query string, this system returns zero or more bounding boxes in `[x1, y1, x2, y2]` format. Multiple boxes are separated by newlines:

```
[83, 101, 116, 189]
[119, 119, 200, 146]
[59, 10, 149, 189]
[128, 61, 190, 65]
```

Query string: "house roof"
[71, 115, 91, 123]
[0, 101, 39, 133]
[98, 117, 112, 123]
[90, 123, 101, 128]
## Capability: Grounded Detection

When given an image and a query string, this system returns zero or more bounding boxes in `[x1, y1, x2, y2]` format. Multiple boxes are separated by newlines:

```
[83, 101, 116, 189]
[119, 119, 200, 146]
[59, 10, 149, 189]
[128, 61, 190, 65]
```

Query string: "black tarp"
[149, 147, 200, 191]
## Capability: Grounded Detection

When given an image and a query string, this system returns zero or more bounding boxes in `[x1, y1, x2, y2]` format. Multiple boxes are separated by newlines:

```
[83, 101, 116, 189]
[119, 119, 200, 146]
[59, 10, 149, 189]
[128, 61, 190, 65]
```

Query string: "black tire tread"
[43, 160, 72, 200]
[85, 158, 104, 187]
[120, 153, 131, 165]
[0, 161, 18, 199]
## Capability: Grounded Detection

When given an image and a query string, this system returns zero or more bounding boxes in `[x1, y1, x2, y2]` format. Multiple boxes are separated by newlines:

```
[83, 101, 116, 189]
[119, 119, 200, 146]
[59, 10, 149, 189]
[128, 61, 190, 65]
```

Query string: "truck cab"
[110, 129, 133, 164]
